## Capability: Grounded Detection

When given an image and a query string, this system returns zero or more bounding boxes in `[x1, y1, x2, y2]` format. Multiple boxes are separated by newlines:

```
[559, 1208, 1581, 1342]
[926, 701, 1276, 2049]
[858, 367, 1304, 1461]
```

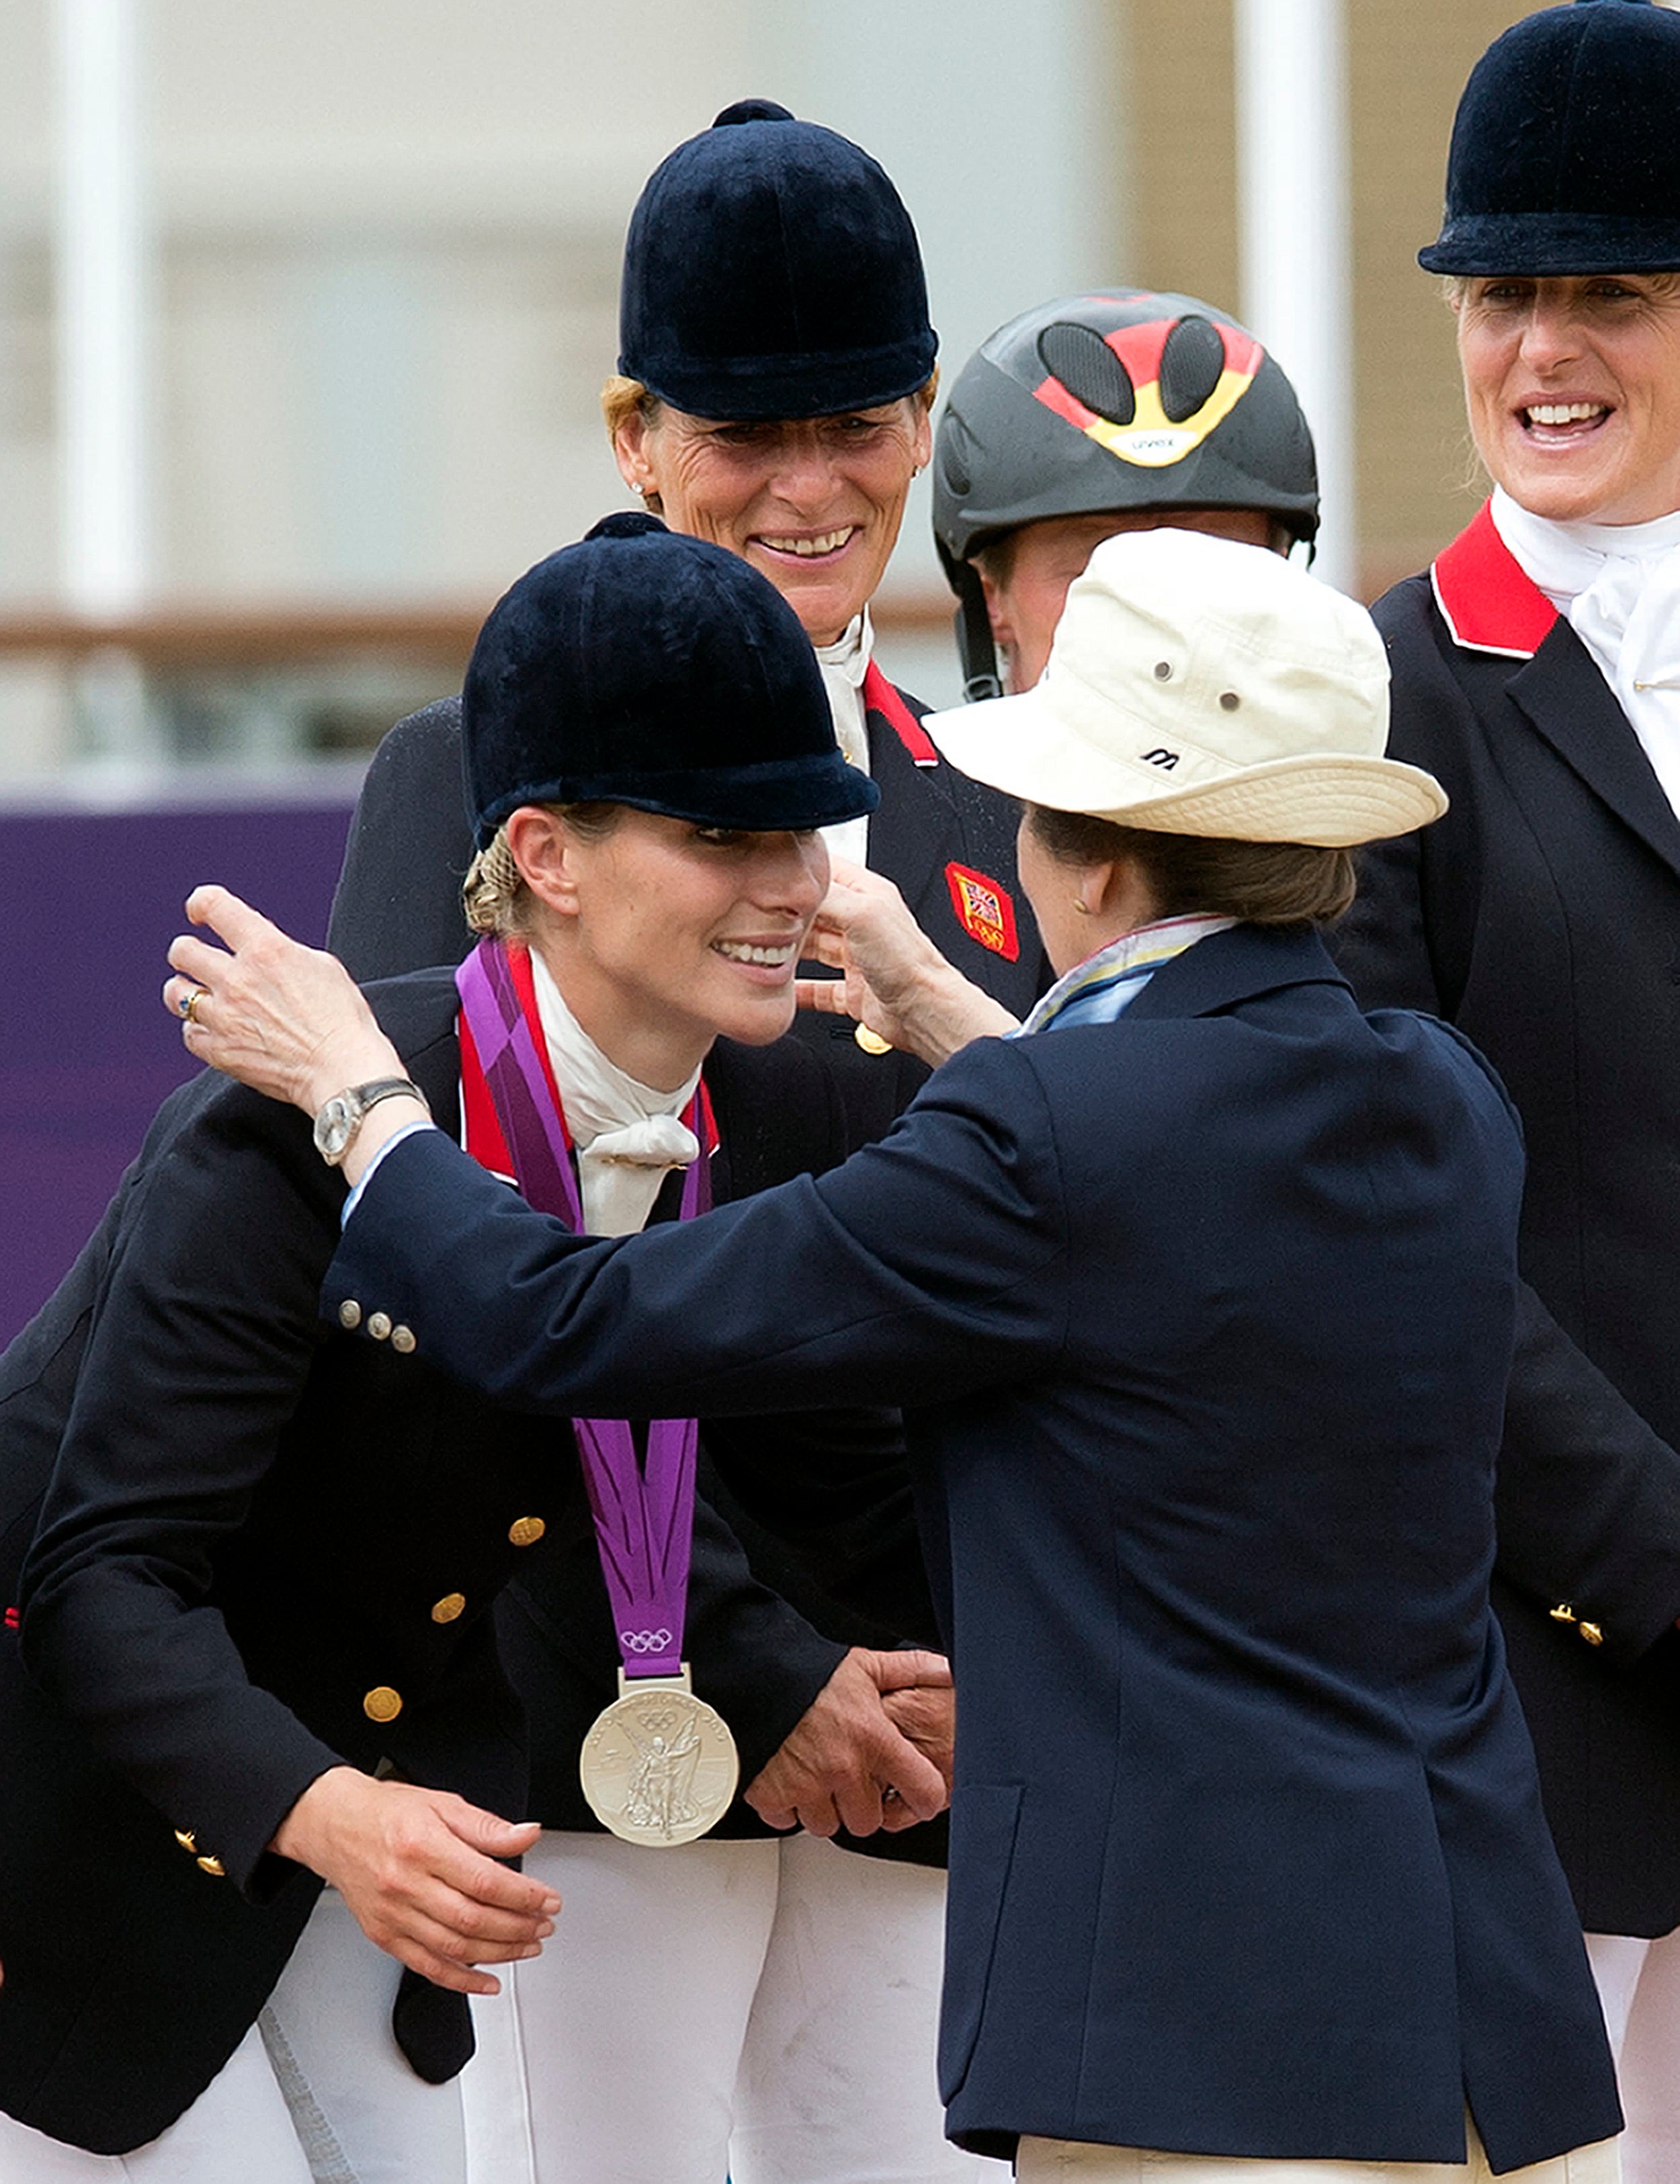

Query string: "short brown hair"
[1026, 804, 1356, 928]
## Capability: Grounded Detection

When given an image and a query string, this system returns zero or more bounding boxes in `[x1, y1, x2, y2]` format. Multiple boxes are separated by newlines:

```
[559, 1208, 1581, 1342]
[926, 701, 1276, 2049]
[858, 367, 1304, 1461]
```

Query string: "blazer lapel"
[866, 702, 968, 935]
[1508, 622, 1680, 886]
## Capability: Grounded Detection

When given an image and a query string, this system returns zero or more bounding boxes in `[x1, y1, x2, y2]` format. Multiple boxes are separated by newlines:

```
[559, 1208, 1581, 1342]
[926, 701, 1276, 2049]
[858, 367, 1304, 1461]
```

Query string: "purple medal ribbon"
[456, 936, 711, 1681]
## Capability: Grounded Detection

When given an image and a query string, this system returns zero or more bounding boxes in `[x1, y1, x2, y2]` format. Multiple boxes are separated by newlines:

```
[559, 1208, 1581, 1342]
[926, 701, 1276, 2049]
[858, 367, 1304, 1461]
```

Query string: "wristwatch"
[312, 1078, 429, 1168]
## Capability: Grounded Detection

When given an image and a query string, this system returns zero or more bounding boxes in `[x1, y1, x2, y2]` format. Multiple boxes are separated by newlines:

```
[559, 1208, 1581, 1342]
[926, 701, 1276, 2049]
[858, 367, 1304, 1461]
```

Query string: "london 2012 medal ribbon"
[456, 937, 739, 1844]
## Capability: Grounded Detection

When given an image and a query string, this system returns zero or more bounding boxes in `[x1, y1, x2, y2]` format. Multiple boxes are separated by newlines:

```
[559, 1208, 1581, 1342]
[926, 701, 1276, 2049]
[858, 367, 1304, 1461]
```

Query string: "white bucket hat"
[923, 528, 1446, 848]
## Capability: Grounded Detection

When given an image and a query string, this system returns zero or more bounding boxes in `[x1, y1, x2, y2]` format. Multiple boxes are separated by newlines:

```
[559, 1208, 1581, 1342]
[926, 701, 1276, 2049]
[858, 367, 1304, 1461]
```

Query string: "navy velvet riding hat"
[1419, 0, 1680, 276]
[618, 98, 937, 420]
[462, 513, 878, 847]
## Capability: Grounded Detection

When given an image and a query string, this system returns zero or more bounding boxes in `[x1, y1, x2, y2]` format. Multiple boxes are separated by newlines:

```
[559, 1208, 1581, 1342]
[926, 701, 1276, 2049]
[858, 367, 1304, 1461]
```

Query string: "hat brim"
[636, 337, 937, 423]
[923, 686, 1447, 850]
[474, 750, 878, 850]
[1419, 214, 1680, 277]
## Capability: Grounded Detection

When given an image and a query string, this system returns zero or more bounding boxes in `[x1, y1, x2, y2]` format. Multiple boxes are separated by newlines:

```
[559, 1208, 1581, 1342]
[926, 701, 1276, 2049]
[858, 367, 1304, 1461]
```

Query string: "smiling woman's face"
[1456, 273, 1680, 526]
[614, 399, 931, 645]
[513, 806, 829, 1092]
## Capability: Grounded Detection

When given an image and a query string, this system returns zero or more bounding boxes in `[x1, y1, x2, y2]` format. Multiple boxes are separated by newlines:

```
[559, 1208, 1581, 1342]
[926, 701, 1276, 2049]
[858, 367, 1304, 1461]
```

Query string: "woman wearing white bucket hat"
[169, 527, 1620, 2179]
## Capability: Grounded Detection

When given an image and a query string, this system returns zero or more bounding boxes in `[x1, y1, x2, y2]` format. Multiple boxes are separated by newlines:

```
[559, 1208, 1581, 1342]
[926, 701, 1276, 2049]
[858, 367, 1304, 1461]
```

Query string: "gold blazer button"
[508, 1516, 546, 1548]
[363, 1685, 403, 1723]
[173, 1829, 198, 1855]
[390, 1325, 417, 1355]
[196, 1855, 226, 1878]
[368, 1312, 392, 1342]
[338, 1299, 362, 1331]
[431, 1593, 466, 1624]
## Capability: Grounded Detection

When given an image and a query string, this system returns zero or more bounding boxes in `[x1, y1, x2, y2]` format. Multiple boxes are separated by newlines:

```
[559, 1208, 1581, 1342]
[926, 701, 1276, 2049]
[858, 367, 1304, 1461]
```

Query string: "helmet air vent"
[1158, 317, 1226, 424]
[1038, 322, 1135, 426]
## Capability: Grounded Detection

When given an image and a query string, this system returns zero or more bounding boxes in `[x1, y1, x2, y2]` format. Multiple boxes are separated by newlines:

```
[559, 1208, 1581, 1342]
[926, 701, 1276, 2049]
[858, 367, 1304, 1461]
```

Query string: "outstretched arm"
[167, 886, 1067, 1419]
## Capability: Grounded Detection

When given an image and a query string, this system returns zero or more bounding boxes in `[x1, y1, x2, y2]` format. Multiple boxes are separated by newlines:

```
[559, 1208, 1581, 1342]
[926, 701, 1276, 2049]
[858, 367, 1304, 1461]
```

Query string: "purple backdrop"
[1, 794, 356, 1345]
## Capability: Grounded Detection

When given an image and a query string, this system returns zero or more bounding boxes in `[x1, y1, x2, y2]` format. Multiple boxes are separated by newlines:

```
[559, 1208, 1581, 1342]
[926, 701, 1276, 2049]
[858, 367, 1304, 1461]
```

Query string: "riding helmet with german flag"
[933, 290, 1319, 695]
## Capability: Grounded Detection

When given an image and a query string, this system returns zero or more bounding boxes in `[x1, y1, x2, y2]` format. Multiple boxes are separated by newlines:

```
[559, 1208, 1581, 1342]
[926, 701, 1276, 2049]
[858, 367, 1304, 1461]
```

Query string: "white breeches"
[1586, 1926, 1680, 2184]
[0, 1890, 466, 2184]
[460, 1828, 988, 2184]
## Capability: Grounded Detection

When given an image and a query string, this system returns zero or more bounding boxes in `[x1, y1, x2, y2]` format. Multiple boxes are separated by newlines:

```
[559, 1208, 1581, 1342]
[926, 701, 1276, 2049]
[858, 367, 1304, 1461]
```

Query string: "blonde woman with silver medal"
[0, 517, 946, 2180]
[435, 516, 965, 2184]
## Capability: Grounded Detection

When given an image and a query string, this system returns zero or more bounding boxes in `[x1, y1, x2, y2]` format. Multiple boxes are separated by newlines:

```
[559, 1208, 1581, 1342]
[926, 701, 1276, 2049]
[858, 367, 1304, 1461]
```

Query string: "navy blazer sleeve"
[327, 1040, 1068, 1425]
[1334, 586, 1680, 1663]
[18, 1085, 349, 1893]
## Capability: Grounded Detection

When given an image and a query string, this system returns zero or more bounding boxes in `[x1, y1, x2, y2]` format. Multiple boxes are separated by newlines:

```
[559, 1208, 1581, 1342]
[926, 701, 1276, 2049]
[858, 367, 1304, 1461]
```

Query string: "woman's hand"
[799, 859, 1019, 1066]
[163, 885, 402, 1116]
[271, 1767, 559, 1997]
[743, 1646, 952, 1838]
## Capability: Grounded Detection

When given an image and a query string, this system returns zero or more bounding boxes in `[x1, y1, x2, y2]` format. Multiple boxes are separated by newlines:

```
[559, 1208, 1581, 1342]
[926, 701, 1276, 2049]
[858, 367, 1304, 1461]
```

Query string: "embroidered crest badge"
[945, 863, 1019, 960]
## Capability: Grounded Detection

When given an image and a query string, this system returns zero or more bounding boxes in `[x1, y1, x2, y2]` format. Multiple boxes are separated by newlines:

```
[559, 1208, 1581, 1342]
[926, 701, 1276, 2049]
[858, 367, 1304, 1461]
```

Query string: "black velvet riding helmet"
[1420, 0, 1680, 276]
[618, 98, 937, 420]
[462, 513, 878, 848]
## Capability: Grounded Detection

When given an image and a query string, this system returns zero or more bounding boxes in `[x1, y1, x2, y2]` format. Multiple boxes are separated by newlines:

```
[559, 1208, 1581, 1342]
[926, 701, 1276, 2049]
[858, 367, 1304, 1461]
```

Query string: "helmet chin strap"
[947, 552, 1003, 702]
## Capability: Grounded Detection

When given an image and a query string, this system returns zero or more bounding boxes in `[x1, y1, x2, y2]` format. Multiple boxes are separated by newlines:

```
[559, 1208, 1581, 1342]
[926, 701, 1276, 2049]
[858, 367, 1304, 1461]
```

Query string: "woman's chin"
[747, 547, 874, 643]
[718, 987, 801, 1048]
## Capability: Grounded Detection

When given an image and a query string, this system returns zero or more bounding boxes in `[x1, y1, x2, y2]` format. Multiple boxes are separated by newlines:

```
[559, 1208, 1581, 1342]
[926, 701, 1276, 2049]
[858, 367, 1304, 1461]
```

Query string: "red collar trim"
[458, 939, 717, 1181]
[1431, 501, 1559, 659]
[863, 661, 938, 766]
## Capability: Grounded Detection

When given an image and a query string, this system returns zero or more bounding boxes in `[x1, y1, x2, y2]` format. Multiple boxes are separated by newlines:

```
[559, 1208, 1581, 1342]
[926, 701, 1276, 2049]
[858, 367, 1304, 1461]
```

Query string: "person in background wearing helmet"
[933, 288, 1319, 700]
[1331, 8, 1680, 2181]
[795, 292, 1322, 1060]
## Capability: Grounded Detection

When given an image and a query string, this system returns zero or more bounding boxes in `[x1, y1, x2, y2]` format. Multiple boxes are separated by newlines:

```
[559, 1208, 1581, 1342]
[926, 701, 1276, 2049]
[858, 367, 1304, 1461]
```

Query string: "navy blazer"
[1333, 508, 1680, 1936]
[326, 682, 1046, 1152]
[325, 925, 1620, 2171]
[0, 976, 889, 2154]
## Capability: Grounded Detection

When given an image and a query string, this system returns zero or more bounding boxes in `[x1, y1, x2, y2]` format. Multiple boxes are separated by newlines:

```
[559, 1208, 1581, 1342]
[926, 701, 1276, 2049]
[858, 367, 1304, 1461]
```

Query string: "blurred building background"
[0, 0, 1550, 1334]
[3, 0, 1537, 773]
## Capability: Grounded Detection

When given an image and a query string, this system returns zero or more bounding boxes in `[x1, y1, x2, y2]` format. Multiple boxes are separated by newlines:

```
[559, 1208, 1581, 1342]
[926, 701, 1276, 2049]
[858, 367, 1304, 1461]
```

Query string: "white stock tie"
[528, 951, 701, 1238]
[1493, 488, 1680, 818]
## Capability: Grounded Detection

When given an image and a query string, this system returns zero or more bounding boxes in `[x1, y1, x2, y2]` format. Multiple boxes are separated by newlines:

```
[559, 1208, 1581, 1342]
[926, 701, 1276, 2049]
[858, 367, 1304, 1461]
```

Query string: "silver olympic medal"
[579, 1667, 739, 1847]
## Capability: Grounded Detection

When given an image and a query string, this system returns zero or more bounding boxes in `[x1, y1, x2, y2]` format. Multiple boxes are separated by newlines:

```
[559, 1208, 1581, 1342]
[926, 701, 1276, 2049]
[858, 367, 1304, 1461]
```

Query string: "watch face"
[314, 1093, 355, 1163]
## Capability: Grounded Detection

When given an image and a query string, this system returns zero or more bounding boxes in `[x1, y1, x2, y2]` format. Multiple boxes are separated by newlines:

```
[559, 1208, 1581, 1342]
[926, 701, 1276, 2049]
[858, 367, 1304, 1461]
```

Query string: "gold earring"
[1073, 896, 1091, 915]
